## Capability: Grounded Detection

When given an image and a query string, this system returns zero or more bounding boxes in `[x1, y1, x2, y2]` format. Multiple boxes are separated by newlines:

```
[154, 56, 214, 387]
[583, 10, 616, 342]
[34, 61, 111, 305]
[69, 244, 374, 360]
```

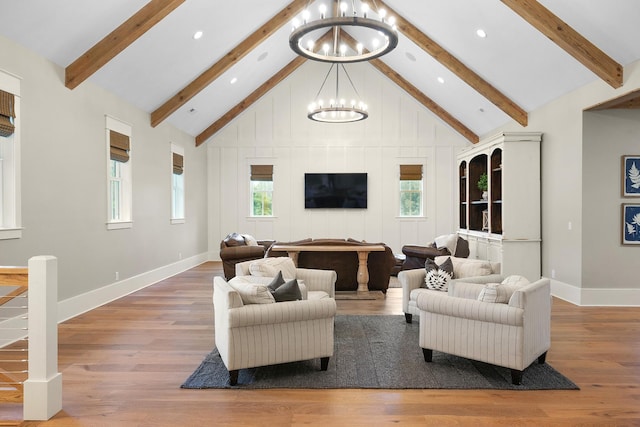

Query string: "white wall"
[207, 60, 470, 257]
[490, 59, 640, 305]
[0, 35, 208, 307]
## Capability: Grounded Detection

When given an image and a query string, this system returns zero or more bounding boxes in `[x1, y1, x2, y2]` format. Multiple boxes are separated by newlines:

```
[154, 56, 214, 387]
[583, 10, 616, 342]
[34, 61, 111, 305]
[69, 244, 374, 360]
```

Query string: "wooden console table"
[270, 244, 386, 295]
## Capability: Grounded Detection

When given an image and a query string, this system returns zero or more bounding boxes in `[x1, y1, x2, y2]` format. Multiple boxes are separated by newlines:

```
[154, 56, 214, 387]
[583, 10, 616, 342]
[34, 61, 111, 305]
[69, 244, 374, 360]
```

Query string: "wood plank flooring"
[3, 261, 640, 426]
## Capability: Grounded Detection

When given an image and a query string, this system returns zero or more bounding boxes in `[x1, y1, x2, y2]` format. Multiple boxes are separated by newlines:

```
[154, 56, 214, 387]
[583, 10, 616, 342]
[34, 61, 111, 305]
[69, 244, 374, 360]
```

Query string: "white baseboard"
[58, 252, 209, 322]
[549, 277, 640, 306]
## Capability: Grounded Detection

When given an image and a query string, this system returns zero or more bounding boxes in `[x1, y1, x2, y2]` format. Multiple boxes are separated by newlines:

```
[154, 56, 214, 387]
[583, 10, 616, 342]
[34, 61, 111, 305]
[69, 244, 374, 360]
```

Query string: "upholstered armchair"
[416, 278, 551, 385]
[213, 275, 337, 385]
[219, 233, 275, 280]
[399, 256, 501, 323]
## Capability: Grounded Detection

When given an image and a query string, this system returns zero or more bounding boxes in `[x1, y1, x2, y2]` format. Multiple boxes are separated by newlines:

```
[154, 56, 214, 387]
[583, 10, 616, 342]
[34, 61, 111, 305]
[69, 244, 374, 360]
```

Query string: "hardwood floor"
[3, 261, 640, 426]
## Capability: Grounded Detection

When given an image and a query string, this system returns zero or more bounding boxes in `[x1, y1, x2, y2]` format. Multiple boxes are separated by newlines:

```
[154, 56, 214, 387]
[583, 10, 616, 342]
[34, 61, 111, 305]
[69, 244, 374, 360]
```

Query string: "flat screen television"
[304, 173, 367, 209]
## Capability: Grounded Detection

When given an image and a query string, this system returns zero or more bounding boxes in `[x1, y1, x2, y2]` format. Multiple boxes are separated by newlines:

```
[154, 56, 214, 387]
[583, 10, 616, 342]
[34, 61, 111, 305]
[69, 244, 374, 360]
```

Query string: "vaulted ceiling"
[2, 0, 640, 146]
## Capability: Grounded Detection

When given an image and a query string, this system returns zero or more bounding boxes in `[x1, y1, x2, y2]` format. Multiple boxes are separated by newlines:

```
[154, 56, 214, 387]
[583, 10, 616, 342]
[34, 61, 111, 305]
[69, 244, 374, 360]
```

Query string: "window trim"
[106, 115, 132, 230]
[0, 69, 22, 240]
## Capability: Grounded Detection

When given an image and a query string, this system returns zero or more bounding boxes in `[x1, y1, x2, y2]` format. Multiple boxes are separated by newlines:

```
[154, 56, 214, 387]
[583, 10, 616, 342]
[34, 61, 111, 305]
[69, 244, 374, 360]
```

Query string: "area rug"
[182, 315, 578, 390]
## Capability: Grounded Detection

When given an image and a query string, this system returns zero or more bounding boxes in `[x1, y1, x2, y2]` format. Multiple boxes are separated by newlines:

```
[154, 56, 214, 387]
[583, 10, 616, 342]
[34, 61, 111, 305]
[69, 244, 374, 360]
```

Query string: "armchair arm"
[398, 268, 426, 313]
[227, 298, 337, 328]
[220, 245, 265, 261]
[416, 292, 524, 326]
[295, 268, 337, 298]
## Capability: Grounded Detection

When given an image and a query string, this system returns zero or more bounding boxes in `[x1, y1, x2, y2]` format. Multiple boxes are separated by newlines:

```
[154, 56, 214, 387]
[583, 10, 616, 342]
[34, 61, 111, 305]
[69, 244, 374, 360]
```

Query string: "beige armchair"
[213, 275, 337, 385]
[416, 278, 551, 385]
[398, 256, 501, 323]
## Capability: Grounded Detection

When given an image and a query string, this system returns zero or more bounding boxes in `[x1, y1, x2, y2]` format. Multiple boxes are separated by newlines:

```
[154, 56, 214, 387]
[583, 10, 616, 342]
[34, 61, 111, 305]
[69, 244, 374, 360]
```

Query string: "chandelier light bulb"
[388, 16, 396, 27]
[330, 98, 335, 107]
[379, 8, 387, 21]
[319, 4, 327, 19]
[340, 44, 347, 56]
[340, 2, 349, 16]
[302, 9, 310, 24]
[292, 18, 300, 30]
[323, 43, 330, 55]
[372, 38, 380, 49]
[362, 3, 369, 18]
[340, 98, 346, 106]
[318, 99, 324, 107]
[357, 43, 363, 54]
[307, 40, 315, 51]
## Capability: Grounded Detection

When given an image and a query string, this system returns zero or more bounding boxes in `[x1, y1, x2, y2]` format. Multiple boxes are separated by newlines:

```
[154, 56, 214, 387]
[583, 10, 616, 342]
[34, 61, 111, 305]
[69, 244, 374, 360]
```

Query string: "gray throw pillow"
[267, 271, 285, 292]
[271, 278, 302, 302]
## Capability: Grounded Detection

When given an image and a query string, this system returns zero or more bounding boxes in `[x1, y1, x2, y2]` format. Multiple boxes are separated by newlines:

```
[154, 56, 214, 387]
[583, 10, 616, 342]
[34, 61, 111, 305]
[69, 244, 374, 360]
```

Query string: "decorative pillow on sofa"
[477, 276, 530, 303]
[267, 271, 285, 292]
[435, 256, 492, 279]
[242, 234, 259, 246]
[249, 257, 297, 280]
[423, 257, 454, 291]
[228, 277, 275, 304]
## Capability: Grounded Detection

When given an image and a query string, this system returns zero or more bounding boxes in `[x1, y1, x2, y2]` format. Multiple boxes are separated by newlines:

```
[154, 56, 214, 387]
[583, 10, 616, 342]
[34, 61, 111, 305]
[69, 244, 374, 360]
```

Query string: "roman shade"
[110, 130, 130, 163]
[400, 164, 423, 180]
[0, 89, 16, 138]
[173, 152, 184, 175]
[250, 165, 273, 181]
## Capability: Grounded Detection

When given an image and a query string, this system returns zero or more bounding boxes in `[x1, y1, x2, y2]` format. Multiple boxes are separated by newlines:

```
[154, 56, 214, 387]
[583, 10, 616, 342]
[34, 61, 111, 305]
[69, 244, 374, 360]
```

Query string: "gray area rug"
[182, 315, 578, 390]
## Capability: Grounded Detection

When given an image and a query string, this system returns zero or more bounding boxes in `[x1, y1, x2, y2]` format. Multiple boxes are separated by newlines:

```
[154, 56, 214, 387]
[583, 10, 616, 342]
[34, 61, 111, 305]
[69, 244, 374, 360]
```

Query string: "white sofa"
[416, 278, 551, 385]
[213, 274, 337, 385]
[398, 256, 501, 323]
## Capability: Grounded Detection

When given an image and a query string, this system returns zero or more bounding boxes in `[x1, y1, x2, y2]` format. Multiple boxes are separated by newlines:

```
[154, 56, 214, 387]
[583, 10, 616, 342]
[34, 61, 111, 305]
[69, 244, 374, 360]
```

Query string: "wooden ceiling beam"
[501, 0, 623, 89]
[65, 0, 185, 89]
[152, 0, 308, 128]
[586, 89, 640, 111]
[195, 57, 306, 146]
[376, 0, 528, 127]
[341, 32, 479, 144]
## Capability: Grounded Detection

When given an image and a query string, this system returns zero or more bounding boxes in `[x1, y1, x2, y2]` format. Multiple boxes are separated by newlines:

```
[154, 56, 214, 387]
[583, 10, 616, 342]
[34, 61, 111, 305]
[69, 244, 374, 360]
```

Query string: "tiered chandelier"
[307, 63, 368, 123]
[290, 1, 398, 123]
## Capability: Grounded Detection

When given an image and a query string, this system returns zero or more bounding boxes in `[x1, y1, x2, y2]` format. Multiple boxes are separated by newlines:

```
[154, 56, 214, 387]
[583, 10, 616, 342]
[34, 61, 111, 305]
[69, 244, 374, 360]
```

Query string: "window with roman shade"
[399, 164, 424, 217]
[0, 89, 16, 138]
[109, 130, 130, 163]
[171, 144, 185, 223]
[172, 152, 184, 175]
[250, 164, 273, 216]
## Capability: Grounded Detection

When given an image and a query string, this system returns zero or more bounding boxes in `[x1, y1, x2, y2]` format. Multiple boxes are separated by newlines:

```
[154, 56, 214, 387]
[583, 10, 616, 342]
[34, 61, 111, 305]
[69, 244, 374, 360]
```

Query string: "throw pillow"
[249, 257, 297, 280]
[436, 256, 492, 278]
[242, 234, 258, 246]
[424, 257, 454, 291]
[271, 279, 302, 302]
[501, 275, 530, 287]
[224, 232, 246, 247]
[477, 283, 510, 303]
[267, 270, 285, 292]
[227, 277, 275, 305]
[434, 234, 458, 255]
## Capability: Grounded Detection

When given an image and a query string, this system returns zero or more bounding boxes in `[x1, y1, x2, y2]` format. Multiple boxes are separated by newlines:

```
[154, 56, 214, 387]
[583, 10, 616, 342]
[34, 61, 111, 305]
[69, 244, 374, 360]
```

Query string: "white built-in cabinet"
[457, 132, 542, 281]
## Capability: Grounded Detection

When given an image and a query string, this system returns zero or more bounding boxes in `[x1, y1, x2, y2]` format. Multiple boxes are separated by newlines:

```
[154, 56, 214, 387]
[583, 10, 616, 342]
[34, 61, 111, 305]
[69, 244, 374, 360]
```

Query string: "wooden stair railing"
[0, 266, 28, 427]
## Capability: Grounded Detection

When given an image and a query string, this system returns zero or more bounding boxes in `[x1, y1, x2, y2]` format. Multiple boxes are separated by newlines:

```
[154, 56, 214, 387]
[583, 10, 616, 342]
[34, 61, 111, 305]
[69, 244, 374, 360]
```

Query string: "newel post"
[23, 255, 62, 420]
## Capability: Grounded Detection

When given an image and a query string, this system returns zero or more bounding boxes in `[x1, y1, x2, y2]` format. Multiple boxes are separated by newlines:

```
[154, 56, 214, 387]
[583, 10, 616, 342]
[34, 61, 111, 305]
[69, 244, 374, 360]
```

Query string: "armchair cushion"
[435, 256, 493, 278]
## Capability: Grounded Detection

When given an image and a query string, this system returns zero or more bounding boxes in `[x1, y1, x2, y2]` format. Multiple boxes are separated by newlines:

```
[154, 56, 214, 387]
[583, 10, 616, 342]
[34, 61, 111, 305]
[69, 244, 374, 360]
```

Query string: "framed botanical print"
[622, 203, 640, 245]
[622, 155, 640, 197]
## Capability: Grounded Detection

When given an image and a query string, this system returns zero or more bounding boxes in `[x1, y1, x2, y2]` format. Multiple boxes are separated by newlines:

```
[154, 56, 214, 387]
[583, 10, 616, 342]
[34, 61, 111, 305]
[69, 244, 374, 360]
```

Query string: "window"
[250, 164, 273, 216]
[106, 116, 132, 230]
[399, 164, 423, 217]
[0, 71, 21, 240]
[171, 144, 185, 223]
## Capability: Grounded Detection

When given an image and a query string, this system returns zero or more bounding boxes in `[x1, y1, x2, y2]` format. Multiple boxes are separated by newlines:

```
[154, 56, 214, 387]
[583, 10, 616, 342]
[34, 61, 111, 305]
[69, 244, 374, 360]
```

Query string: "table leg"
[286, 251, 299, 267]
[356, 250, 370, 292]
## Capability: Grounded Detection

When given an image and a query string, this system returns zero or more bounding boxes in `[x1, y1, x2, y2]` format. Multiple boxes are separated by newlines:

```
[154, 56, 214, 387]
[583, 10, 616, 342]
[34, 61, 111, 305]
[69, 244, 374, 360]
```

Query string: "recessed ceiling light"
[479, 107, 485, 113]
[437, 77, 445, 84]
[476, 29, 487, 38]
[405, 52, 416, 62]
[257, 52, 269, 62]
[188, 108, 197, 114]
[230, 77, 238, 85]
[193, 31, 203, 40]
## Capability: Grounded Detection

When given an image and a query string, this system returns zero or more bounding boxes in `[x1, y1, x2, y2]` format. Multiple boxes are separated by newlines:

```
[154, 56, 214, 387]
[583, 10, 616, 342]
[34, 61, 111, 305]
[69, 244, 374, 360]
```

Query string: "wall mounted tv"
[304, 173, 368, 209]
